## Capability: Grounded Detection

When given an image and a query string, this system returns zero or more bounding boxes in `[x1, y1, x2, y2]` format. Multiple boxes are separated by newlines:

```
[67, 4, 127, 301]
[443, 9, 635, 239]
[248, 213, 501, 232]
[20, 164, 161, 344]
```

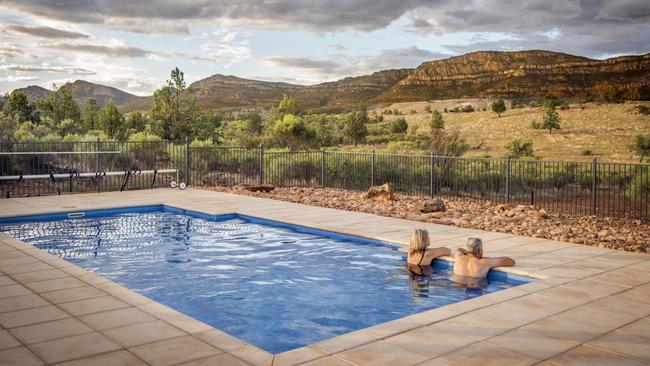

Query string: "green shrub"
[581, 149, 593, 156]
[504, 138, 535, 159]
[390, 118, 408, 133]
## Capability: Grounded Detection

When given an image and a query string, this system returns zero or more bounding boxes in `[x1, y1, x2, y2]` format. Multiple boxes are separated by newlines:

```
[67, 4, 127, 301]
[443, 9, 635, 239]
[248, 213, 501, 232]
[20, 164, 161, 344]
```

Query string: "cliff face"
[11, 50, 650, 112]
[380, 50, 650, 101]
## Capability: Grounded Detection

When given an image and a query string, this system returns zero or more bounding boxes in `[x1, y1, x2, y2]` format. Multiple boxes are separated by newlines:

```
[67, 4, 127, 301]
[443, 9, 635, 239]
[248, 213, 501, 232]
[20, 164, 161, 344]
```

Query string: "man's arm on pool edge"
[489, 257, 515, 268]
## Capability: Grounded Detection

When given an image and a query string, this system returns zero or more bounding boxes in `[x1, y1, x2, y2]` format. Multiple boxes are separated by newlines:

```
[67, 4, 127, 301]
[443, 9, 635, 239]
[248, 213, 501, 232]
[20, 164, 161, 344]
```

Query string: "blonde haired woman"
[407, 229, 451, 266]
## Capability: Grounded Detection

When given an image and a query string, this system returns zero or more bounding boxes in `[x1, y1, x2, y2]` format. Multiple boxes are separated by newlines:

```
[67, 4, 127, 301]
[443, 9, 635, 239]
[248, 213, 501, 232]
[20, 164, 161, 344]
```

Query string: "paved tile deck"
[0, 188, 648, 366]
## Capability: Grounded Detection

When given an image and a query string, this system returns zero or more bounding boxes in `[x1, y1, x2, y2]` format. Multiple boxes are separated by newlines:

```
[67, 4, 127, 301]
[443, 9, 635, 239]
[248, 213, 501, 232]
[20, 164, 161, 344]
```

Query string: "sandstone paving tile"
[58, 295, 130, 316]
[11, 268, 69, 283]
[0, 293, 49, 313]
[128, 335, 221, 366]
[532, 284, 607, 307]
[384, 326, 475, 358]
[79, 307, 156, 331]
[0, 255, 40, 269]
[28, 331, 121, 364]
[0, 305, 69, 328]
[535, 265, 605, 279]
[23, 276, 85, 293]
[300, 356, 354, 366]
[521, 315, 612, 343]
[0, 250, 25, 260]
[468, 298, 550, 327]
[442, 342, 539, 366]
[137, 301, 212, 334]
[0, 284, 32, 299]
[363, 317, 425, 338]
[610, 287, 650, 305]
[0, 276, 17, 286]
[0, 346, 44, 366]
[336, 340, 431, 366]
[548, 345, 648, 366]
[54, 350, 148, 366]
[177, 353, 252, 366]
[589, 267, 650, 287]
[618, 317, 650, 339]
[0, 329, 21, 350]
[102, 319, 187, 348]
[413, 357, 459, 366]
[484, 328, 579, 360]
[311, 328, 381, 354]
[193, 328, 249, 352]
[429, 313, 513, 342]
[273, 346, 328, 366]
[39, 285, 106, 304]
[222, 342, 274, 366]
[9, 317, 93, 345]
[585, 331, 650, 362]
[1, 261, 54, 275]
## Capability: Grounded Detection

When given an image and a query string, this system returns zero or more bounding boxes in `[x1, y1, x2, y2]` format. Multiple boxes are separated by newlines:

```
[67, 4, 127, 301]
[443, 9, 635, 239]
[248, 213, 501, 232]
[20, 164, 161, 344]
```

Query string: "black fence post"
[184, 139, 190, 187]
[320, 149, 325, 188]
[95, 138, 101, 193]
[371, 149, 376, 187]
[430, 152, 435, 197]
[259, 144, 264, 185]
[506, 157, 511, 203]
[591, 158, 597, 215]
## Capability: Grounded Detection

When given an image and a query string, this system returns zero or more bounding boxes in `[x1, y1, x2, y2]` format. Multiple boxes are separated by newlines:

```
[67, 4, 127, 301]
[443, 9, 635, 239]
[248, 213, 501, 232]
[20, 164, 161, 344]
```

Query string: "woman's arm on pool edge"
[427, 247, 451, 258]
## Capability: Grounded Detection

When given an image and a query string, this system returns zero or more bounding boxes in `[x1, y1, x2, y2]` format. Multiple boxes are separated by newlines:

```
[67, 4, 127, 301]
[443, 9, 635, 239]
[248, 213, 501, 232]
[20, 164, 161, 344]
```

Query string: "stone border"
[1, 188, 649, 366]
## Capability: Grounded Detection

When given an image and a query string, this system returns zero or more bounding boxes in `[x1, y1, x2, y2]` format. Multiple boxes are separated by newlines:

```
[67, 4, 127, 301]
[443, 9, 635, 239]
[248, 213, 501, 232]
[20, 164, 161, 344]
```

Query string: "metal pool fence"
[1, 140, 648, 221]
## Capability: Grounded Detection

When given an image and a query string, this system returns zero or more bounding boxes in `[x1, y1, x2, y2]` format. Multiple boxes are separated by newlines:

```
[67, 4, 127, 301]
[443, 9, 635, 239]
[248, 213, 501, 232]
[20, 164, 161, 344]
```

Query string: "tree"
[430, 130, 469, 157]
[504, 138, 535, 159]
[125, 112, 147, 134]
[272, 114, 313, 150]
[631, 133, 650, 162]
[491, 99, 506, 117]
[83, 98, 99, 131]
[541, 105, 561, 133]
[277, 94, 300, 117]
[343, 105, 368, 147]
[430, 109, 444, 132]
[35, 84, 80, 127]
[390, 118, 408, 133]
[98, 100, 125, 140]
[592, 82, 617, 103]
[7, 91, 35, 122]
[150, 67, 199, 141]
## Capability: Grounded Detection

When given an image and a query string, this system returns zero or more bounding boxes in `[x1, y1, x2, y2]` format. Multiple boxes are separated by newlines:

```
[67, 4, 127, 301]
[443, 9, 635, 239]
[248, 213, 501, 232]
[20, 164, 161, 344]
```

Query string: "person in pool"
[453, 238, 515, 280]
[407, 229, 451, 267]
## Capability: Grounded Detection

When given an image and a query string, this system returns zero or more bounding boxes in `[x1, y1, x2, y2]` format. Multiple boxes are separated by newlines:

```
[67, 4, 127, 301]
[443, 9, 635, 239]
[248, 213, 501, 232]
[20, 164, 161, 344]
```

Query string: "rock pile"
[205, 186, 650, 253]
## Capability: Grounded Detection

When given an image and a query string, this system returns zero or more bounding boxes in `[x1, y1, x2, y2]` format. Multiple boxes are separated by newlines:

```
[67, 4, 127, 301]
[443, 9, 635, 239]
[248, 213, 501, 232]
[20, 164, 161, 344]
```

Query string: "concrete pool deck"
[0, 188, 648, 366]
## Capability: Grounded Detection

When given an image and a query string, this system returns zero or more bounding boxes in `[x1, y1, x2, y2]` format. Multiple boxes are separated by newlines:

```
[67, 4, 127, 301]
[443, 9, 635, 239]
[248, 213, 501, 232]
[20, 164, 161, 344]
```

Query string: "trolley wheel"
[179, 182, 187, 190]
[170, 181, 178, 188]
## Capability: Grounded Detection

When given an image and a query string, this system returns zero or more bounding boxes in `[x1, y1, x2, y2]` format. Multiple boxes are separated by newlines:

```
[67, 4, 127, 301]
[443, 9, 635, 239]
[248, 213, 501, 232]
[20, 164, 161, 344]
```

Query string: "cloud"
[263, 57, 342, 74]
[0, 64, 96, 75]
[3, 24, 89, 39]
[46, 43, 149, 58]
[0, 74, 40, 82]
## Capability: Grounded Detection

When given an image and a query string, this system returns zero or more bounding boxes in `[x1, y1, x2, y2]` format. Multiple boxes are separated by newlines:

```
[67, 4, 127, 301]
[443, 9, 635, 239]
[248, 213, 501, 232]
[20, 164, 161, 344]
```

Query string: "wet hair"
[408, 229, 430, 255]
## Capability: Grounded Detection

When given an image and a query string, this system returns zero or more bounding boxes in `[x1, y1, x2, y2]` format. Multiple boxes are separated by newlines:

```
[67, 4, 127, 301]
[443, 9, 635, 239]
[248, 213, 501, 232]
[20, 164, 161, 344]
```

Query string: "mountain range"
[11, 50, 650, 112]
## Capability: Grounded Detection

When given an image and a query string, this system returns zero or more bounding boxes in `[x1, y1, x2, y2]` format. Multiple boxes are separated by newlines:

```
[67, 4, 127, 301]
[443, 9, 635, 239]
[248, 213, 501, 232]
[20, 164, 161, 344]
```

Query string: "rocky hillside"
[9, 50, 650, 112]
[13, 80, 143, 109]
[380, 50, 650, 101]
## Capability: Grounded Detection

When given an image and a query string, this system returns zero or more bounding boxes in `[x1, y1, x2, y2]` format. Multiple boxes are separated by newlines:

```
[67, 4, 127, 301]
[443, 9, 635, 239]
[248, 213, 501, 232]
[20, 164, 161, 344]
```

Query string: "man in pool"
[453, 238, 515, 280]
[407, 229, 451, 267]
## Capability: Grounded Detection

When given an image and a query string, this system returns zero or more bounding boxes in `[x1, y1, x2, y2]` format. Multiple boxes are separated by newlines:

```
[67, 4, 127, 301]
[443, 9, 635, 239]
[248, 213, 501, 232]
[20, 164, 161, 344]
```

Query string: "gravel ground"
[203, 186, 650, 253]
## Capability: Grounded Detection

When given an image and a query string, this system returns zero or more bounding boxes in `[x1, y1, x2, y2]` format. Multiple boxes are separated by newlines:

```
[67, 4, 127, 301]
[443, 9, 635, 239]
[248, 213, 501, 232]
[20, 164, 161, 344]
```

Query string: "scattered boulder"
[238, 183, 276, 192]
[365, 183, 396, 201]
[419, 199, 446, 213]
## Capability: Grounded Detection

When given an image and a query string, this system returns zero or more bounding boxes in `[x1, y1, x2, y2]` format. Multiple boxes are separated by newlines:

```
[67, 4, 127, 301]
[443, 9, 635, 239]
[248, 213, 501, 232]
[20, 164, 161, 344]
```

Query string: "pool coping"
[0, 188, 648, 366]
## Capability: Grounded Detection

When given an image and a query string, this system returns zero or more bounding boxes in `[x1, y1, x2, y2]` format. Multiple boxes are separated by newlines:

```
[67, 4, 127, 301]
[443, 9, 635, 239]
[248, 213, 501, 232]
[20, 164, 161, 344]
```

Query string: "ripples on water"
[1, 212, 526, 353]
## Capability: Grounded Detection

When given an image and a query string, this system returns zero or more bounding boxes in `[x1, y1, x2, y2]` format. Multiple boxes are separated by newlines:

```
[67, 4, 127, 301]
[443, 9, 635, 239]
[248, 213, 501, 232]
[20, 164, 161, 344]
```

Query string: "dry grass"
[370, 100, 650, 163]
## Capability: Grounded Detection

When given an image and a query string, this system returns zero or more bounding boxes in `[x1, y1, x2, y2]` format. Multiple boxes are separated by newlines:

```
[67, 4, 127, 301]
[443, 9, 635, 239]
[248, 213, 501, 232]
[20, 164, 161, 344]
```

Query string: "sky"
[0, 0, 649, 96]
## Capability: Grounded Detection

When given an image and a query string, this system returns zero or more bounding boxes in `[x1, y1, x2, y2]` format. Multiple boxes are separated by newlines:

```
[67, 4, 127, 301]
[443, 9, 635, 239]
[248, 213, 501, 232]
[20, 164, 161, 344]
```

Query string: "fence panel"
[1, 141, 648, 222]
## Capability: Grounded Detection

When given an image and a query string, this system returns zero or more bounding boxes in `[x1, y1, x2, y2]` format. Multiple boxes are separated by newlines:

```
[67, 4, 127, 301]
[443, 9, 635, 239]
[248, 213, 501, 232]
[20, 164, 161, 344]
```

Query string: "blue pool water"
[0, 206, 531, 353]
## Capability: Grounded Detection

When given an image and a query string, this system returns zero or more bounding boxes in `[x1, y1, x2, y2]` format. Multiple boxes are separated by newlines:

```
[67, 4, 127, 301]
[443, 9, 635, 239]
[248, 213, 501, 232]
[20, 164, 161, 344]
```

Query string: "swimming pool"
[0, 206, 532, 353]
